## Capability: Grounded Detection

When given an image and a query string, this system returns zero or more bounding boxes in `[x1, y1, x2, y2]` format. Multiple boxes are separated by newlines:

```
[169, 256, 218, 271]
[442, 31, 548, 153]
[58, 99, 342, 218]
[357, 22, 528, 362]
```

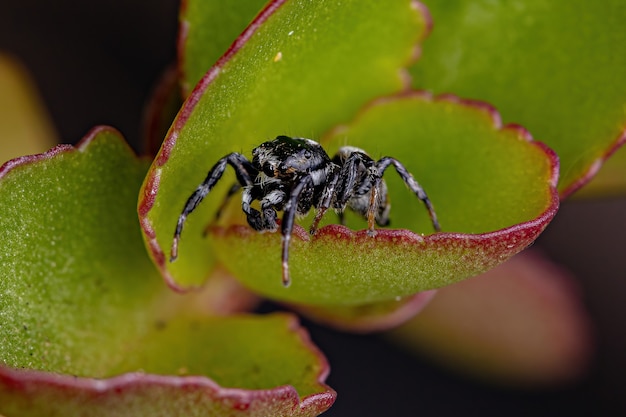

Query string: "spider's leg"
[280, 175, 313, 287]
[309, 204, 328, 235]
[366, 184, 380, 236]
[333, 152, 367, 209]
[309, 167, 340, 235]
[335, 151, 382, 234]
[258, 188, 285, 232]
[203, 183, 241, 236]
[376, 157, 441, 232]
[171, 153, 256, 262]
[352, 165, 382, 236]
[242, 185, 264, 231]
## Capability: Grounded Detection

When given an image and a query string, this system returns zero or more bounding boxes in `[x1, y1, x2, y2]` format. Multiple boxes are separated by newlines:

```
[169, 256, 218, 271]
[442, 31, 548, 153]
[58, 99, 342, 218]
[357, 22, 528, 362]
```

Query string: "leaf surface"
[179, 0, 269, 94]
[412, 0, 626, 196]
[0, 129, 334, 416]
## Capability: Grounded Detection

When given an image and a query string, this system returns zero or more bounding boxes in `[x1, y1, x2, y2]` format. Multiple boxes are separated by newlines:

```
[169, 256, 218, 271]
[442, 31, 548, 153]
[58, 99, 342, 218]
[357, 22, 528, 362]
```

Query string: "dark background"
[1, 1, 624, 415]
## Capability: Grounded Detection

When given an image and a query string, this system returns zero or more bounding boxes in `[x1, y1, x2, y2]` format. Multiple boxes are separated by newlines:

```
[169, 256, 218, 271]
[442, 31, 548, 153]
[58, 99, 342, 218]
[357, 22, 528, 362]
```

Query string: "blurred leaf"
[0, 129, 334, 416]
[389, 250, 593, 386]
[412, 0, 626, 197]
[142, 65, 183, 157]
[0, 54, 56, 162]
[572, 143, 626, 198]
[291, 291, 437, 333]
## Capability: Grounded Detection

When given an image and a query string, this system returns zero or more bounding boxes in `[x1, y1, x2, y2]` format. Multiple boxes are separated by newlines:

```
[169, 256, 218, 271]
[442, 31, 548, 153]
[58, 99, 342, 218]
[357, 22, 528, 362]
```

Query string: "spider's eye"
[263, 163, 276, 177]
[304, 150, 312, 159]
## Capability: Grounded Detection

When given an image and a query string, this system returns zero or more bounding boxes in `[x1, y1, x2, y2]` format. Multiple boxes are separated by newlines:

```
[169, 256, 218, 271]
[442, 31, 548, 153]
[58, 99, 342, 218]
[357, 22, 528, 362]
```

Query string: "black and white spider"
[170, 135, 440, 287]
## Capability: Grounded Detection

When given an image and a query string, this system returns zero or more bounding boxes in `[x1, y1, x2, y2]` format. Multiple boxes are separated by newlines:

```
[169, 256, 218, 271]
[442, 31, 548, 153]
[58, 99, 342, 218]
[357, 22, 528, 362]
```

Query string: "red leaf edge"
[0, 125, 140, 180]
[177, 0, 287, 96]
[560, 126, 626, 198]
[0, 313, 336, 415]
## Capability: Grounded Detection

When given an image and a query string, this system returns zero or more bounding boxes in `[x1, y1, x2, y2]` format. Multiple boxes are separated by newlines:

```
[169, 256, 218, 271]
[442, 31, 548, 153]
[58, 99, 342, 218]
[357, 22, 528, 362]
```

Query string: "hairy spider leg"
[259, 188, 286, 231]
[333, 151, 369, 209]
[280, 175, 314, 287]
[366, 184, 380, 235]
[241, 185, 263, 231]
[376, 157, 441, 232]
[309, 165, 340, 235]
[170, 153, 256, 262]
[333, 151, 383, 234]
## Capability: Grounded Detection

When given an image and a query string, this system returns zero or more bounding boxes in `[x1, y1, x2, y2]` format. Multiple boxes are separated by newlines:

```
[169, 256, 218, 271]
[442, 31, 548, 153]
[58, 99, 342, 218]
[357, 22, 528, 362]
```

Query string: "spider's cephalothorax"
[170, 135, 441, 287]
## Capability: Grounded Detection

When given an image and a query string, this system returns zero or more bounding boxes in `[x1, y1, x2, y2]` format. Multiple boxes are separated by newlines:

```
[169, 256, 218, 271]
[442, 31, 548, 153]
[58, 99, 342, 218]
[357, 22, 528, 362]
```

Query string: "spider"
[170, 135, 441, 287]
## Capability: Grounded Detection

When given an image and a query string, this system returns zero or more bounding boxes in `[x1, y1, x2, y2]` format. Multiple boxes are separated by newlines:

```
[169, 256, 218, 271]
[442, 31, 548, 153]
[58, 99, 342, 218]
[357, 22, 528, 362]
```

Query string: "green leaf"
[0, 130, 161, 375]
[208, 93, 558, 305]
[291, 291, 436, 333]
[1, 316, 335, 417]
[0, 129, 334, 416]
[179, 0, 269, 94]
[573, 143, 626, 198]
[411, 0, 626, 197]
[140, 0, 430, 289]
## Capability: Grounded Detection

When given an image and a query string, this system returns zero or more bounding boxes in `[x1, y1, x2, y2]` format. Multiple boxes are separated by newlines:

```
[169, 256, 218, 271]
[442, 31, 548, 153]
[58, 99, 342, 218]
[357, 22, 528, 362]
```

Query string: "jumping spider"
[170, 135, 441, 287]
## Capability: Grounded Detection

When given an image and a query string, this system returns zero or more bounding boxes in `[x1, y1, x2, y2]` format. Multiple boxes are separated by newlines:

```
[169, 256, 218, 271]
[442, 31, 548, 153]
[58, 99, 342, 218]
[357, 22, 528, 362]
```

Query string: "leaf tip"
[560, 126, 626, 198]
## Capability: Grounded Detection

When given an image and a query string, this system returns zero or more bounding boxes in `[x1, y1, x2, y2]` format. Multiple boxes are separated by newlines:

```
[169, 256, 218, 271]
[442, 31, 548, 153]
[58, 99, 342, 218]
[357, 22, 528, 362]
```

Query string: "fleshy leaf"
[179, 0, 269, 95]
[291, 291, 437, 333]
[572, 143, 626, 198]
[389, 250, 593, 385]
[142, 65, 184, 157]
[140, 0, 430, 289]
[0, 314, 335, 417]
[209, 93, 558, 304]
[411, 0, 626, 197]
[0, 129, 334, 416]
